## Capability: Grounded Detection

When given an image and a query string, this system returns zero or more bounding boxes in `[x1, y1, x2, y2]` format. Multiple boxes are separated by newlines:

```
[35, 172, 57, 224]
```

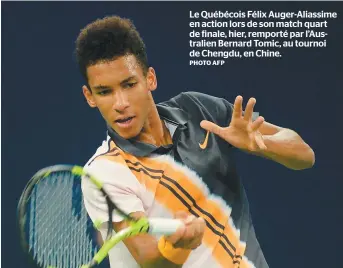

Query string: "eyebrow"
[120, 76, 136, 85]
[92, 76, 136, 91]
[93, 85, 111, 90]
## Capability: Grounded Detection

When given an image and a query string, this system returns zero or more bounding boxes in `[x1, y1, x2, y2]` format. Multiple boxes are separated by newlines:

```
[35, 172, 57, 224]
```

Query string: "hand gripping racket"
[17, 165, 184, 268]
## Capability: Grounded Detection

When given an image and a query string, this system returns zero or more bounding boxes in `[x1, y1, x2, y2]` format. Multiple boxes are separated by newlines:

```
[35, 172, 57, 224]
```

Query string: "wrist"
[158, 236, 192, 265]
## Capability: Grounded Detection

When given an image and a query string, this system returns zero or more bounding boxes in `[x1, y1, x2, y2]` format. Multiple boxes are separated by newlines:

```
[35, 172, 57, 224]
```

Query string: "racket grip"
[148, 218, 184, 235]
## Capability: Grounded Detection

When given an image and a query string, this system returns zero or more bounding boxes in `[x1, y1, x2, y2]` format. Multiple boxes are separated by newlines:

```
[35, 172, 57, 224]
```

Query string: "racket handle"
[148, 218, 184, 235]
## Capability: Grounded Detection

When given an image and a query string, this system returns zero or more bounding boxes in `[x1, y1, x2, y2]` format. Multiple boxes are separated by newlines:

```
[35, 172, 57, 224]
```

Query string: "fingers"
[255, 134, 267, 151]
[173, 216, 206, 250]
[183, 217, 205, 239]
[233, 96, 258, 122]
[185, 215, 197, 225]
[166, 212, 198, 245]
[165, 211, 188, 244]
[202, 96, 260, 131]
[251, 116, 267, 150]
[251, 116, 265, 131]
[243, 97, 256, 121]
[233, 95, 243, 119]
[165, 223, 186, 245]
[174, 211, 189, 221]
[181, 217, 205, 249]
[200, 120, 224, 137]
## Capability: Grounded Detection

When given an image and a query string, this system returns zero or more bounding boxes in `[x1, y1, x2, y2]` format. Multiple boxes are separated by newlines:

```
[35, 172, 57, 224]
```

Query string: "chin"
[115, 127, 141, 140]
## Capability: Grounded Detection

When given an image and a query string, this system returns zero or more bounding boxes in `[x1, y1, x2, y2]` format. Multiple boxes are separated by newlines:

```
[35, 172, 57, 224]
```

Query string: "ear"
[146, 67, 157, 92]
[82, 85, 97, 108]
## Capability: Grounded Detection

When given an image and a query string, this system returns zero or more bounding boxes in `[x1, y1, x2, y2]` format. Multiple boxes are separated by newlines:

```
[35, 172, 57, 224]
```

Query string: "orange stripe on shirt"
[98, 145, 245, 264]
[125, 155, 242, 260]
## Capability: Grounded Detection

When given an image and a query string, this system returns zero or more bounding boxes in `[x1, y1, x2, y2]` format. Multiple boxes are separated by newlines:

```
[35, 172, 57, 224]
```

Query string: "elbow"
[304, 145, 315, 169]
[290, 146, 315, 170]
[308, 147, 315, 167]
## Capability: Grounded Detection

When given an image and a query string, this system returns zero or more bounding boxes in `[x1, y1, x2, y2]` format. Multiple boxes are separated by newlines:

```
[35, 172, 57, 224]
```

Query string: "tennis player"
[75, 16, 315, 268]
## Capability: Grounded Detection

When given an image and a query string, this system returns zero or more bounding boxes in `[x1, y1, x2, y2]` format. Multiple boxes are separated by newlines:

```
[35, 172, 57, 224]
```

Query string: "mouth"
[114, 116, 135, 128]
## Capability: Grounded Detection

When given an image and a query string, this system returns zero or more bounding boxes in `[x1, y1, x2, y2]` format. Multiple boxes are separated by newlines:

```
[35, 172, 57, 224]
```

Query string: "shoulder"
[85, 135, 127, 167]
[83, 136, 139, 184]
[162, 91, 234, 125]
[83, 154, 141, 195]
[168, 91, 232, 108]
[172, 91, 232, 113]
[84, 136, 112, 166]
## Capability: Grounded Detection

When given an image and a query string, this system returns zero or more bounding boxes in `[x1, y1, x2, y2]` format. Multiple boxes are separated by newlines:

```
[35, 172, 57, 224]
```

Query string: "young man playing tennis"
[76, 16, 315, 268]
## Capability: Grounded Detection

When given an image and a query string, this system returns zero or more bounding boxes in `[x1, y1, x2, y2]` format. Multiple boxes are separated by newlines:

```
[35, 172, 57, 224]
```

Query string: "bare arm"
[113, 212, 181, 268]
[113, 211, 205, 268]
[254, 122, 315, 170]
[201, 96, 315, 171]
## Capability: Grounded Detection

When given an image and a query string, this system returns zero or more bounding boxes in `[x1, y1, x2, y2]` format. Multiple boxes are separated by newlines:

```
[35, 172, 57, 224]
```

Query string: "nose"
[113, 90, 129, 113]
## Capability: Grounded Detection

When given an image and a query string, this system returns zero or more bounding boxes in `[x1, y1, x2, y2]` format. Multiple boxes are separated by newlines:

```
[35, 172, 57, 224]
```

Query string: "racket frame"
[17, 165, 139, 268]
[17, 165, 182, 268]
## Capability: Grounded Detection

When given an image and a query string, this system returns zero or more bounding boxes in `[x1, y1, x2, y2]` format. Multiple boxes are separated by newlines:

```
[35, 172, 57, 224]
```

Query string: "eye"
[97, 89, 111, 96]
[123, 82, 137, 89]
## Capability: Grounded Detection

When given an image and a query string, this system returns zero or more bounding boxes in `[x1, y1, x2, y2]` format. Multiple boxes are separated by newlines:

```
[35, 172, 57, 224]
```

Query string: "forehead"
[87, 55, 143, 86]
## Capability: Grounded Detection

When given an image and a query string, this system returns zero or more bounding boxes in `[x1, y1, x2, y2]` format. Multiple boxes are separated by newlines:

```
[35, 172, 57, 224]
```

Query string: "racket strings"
[28, 172, 98, 268]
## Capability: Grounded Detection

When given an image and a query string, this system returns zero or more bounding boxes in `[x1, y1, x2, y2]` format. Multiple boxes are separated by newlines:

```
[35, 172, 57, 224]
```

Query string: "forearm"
[138, 241, 181, 268]
[123, 236, 183, 268]
[256, 129, 315, 170]
[114, 211, 196, 268]
[142, 254, 182, 268]
[121, 234, 190, 268]
[140, 235, 194, 268]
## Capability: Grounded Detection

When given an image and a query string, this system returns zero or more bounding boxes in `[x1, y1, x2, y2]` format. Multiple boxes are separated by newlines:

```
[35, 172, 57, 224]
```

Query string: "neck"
[137, 94, 172, 146]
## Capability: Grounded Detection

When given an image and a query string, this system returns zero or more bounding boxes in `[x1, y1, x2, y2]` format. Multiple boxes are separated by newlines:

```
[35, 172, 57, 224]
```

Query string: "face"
[83, 55, 157, 139]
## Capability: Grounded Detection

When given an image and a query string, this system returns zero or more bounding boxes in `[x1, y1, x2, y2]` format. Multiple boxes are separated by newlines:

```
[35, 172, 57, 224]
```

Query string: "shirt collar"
[107, 103, 188, 157]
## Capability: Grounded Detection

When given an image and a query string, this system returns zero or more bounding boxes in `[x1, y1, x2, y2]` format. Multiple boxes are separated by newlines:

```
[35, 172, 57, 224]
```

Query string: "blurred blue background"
[2, 2, 343, 267]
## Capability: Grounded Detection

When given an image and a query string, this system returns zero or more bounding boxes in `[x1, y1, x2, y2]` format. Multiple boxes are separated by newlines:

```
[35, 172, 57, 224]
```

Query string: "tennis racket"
[17, 164, 184, 268]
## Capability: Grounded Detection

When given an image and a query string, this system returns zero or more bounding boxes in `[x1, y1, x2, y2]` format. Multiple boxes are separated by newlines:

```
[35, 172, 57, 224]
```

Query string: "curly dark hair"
[75, 15, 149, 81]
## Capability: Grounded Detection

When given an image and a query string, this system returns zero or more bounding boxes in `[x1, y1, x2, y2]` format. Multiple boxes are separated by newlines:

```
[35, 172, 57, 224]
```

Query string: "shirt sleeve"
[81, 158, 145, 224]
[177, 91, 259, 125]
